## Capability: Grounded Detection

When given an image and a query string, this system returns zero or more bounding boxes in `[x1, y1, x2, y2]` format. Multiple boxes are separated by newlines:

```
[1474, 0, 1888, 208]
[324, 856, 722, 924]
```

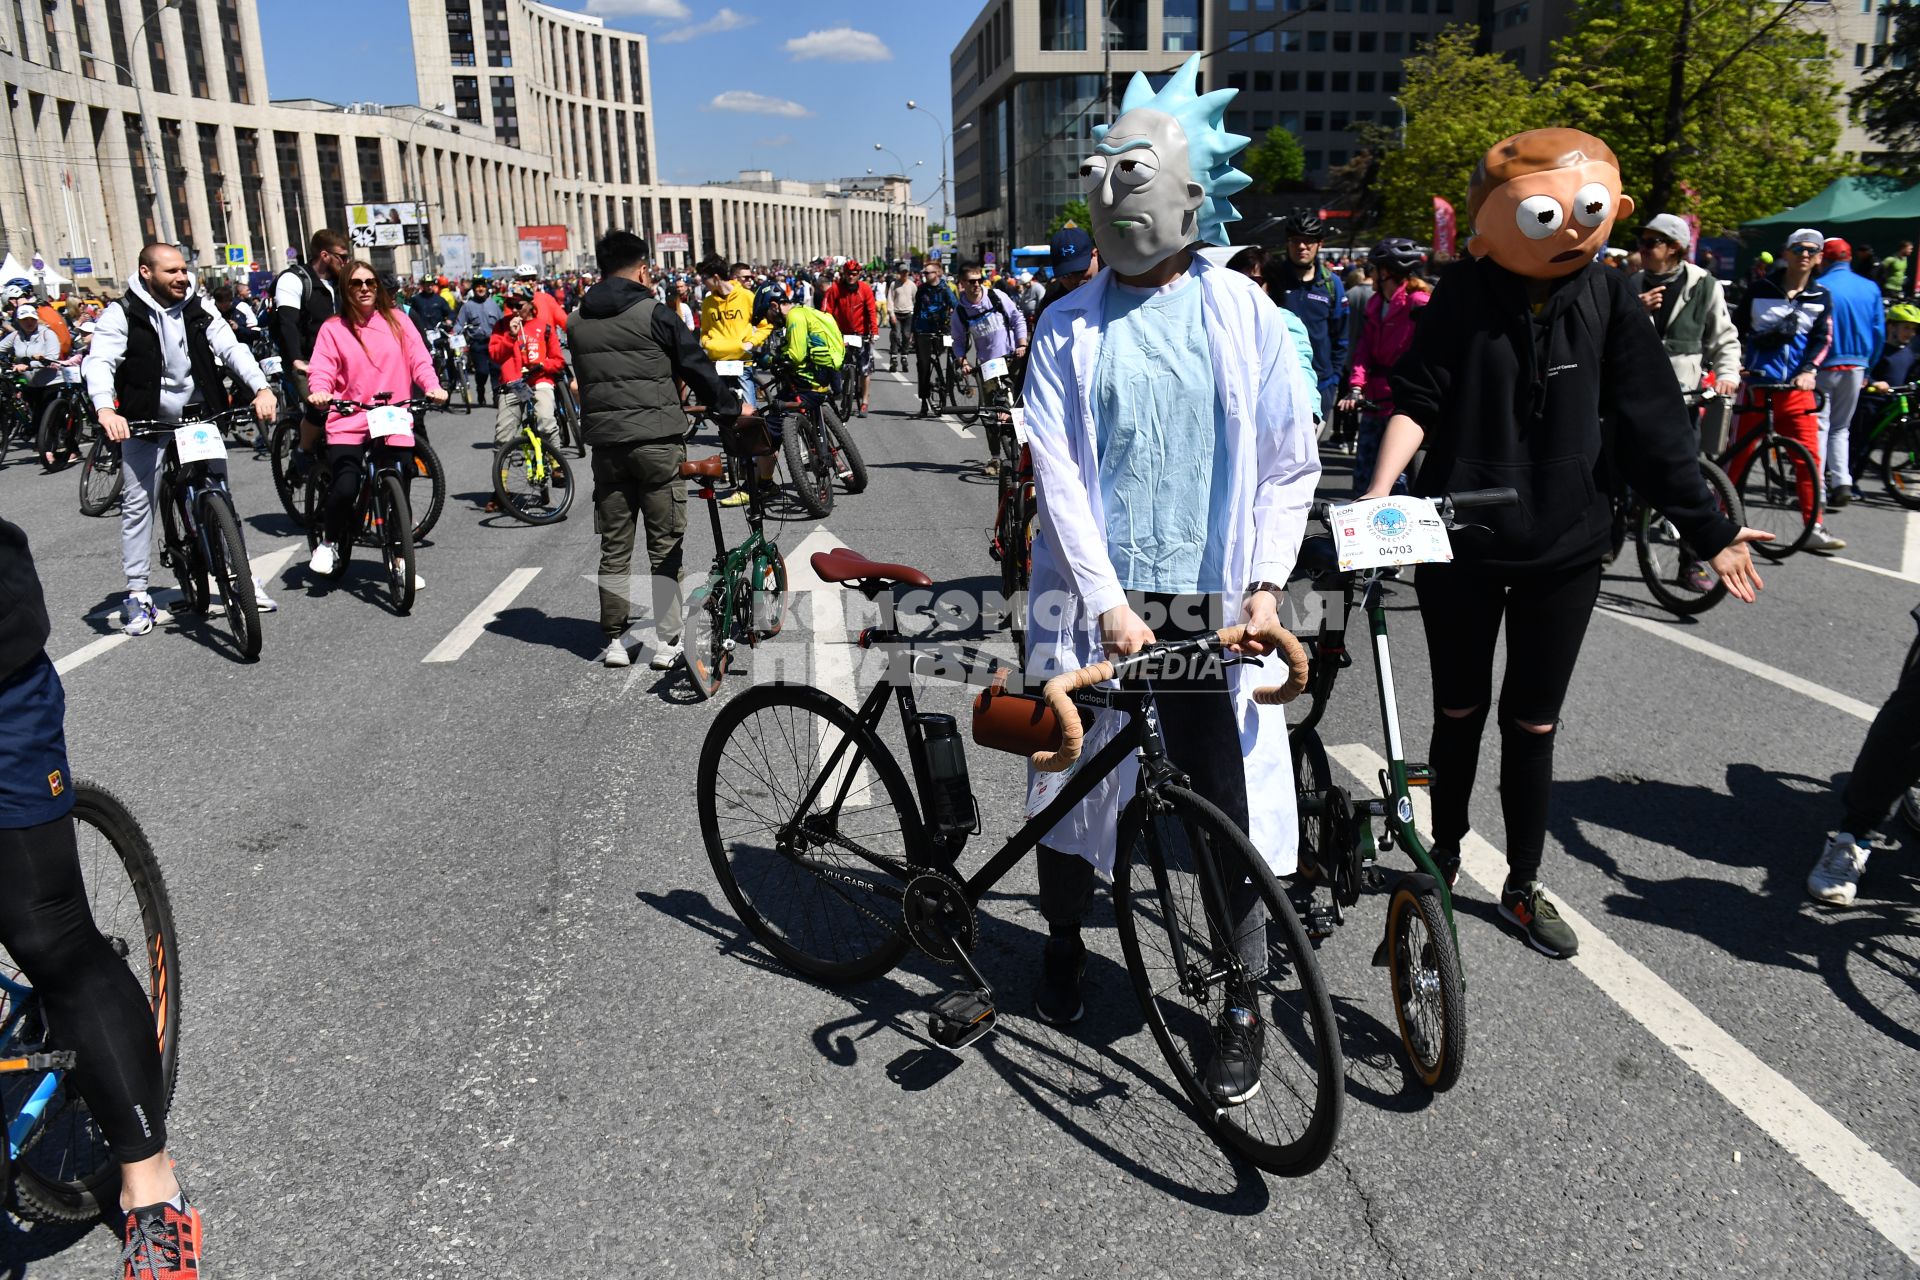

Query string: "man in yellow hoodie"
[697, 256, 770, 410]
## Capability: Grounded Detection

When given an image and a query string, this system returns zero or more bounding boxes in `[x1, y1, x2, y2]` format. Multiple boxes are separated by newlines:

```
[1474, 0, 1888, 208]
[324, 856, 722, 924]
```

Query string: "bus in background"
[1010, 244, 1053, 281]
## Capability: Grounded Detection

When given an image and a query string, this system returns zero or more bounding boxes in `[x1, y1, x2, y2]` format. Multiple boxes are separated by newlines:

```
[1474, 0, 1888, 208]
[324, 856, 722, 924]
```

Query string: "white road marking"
[1329, 741, 1920, 1267]
[54, 631, 134, 675]
[422, 567, 542, 663]
[1598, 608, 1876, 721]
[881, 368, 977, 438]
[1827, 555, 1920, 585]
[785, 527, 871, 800]
[57, 542, 301, 675]
[1903, 510, 1920, 579]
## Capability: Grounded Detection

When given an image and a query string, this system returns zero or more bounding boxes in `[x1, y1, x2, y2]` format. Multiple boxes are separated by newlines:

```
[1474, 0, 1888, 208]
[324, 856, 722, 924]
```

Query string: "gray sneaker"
[1807, 833, 1869, 906]
[1806, 523, 1847, 552]
[1499, 880, 1579, 957]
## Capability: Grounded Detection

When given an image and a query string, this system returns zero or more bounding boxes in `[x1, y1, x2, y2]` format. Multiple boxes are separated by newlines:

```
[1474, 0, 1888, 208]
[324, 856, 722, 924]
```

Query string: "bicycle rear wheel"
[683, 581, 733, 698]
[749, 542, 788, 641]
[1734, 435, 1820, 559]
[822, 403, 869, 494]
[6, 783, 180, 1223]
[202, 493, 262, 660]
[780, 412, 834, 519]
[270, 419, 304, 523]
[697, 682, 921, 983]
[492, 437, 575, 524]
[410, 438, 446, 541]
[1113, 784, 1343, 1176]
[1881, 417, 1920, 510]
[34, 397, 77, 471]
[160, 481, 209, 615]
[77, 434, 122, 516]
[375, 474, 416, 614]
[1385, 878, 1466, 1092]
[1636, 459, 1740, 616]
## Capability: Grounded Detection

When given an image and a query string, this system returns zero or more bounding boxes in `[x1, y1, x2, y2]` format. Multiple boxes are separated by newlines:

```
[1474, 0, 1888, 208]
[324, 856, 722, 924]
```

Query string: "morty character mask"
[1080, 55, 1252, 278]
[1465, 128, 1635, 280]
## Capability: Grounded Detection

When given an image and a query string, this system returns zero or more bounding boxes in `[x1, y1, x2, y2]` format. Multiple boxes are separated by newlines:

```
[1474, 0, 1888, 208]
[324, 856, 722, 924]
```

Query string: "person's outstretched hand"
[1710, 528, 1774, 603]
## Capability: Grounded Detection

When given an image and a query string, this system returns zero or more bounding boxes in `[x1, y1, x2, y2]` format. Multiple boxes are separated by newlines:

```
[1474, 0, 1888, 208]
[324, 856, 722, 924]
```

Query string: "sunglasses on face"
[1637, 237, 1668, 251]
[348, 278, 377, 289]
[1788, 245, 1821, 256]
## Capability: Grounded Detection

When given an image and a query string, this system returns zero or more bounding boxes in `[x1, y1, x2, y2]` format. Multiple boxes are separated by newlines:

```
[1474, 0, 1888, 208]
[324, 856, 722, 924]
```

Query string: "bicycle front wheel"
[1734, 435, 1820, 558]
[697, 682, 922, 983]
[780, 413, 834, 519]
[1636, 460, 1740, 617]
[1113, 784, 1343, 1176]
[376, 473, 416, 614]
[1385, 878, 1466, 1092]
[202, 493, 262, 660]
[493, 438, 575, 524]
[822, 403, 869, 495]
[77, 434, 122, 516]
[8, 784, 180, 1223]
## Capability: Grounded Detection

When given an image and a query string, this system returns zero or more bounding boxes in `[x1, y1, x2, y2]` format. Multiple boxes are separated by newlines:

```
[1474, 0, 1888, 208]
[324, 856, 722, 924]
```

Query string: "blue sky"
[257, 1, 974, 215]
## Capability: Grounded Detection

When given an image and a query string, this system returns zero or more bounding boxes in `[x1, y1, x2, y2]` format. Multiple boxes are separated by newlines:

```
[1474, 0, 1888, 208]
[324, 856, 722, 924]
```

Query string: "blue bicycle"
[2, 783, 179, 1222]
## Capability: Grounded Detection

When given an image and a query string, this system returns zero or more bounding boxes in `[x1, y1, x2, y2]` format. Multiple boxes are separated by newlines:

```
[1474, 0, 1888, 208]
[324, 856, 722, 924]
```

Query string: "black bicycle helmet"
[1369, 237, 1425, 272]
[1285, 210, 1326, 240]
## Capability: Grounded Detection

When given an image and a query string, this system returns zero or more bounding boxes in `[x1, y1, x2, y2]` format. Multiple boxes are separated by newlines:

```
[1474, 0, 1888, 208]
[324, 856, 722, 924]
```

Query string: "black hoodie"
[569, 275, 740, 448]
[0, 516, 51, 685]
[1390, 257, 1739, 572]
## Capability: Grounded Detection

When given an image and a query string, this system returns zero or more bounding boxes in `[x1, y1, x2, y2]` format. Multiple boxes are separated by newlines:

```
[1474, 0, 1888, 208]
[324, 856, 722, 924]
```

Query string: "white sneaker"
[602, 637, 632, 668]
[1806, 523, 1847, 552]
[253, 576, 278, 612]
[309, 542, 338, 577]
[650, 637, 684, 671]
[412, 572, 426, 591]
[1807, 832, 1870, 905]
[121, 592, 156, 636]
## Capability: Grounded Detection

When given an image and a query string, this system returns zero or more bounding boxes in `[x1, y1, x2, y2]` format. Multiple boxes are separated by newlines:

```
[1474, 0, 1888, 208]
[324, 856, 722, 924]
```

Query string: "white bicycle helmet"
[515, 264, 537, 279]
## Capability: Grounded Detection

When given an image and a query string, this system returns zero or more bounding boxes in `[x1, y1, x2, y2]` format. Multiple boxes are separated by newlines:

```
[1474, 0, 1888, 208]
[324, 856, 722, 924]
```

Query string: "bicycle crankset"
[903, 868, 977, 963]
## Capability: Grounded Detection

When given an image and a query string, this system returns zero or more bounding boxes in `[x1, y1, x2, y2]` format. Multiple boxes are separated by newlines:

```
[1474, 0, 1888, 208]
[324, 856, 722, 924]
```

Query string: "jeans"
[1816, 365, 1864, 493]
[591, 439, 687, 642]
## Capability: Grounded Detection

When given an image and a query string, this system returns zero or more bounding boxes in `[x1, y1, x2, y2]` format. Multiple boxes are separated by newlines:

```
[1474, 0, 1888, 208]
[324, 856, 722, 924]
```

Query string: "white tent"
[0, 253, 30, 282]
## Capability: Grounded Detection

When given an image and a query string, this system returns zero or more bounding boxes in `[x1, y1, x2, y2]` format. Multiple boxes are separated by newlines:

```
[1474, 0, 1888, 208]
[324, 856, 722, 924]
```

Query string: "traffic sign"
[58, 256, 93, 274]
[224, 245, 248, 265]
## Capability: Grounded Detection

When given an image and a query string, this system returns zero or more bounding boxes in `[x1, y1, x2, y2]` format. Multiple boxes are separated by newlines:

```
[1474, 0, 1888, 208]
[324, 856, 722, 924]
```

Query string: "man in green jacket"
[571, 230, 750, 670]
[1628, 213, 1741, 398]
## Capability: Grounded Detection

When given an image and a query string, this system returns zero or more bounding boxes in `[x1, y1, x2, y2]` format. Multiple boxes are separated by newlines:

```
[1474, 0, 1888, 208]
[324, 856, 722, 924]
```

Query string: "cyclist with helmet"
[1268, 211, 1348, 421]
[821, 258, 879, 417]
[1342, 237, 1430, 495]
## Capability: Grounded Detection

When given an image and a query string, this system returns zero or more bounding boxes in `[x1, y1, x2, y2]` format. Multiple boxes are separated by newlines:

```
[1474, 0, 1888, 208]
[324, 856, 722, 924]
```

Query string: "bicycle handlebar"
[321, 395, 436, 414]
[122, 406, 258, 435]
[1030, 624, 1310, 772]
[1447, 486, 1520, 511]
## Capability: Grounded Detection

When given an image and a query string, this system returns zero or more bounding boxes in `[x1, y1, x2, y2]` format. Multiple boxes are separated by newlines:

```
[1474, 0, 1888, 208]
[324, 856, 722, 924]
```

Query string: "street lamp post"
[130, 0, 181, 246]
[873, 144, 910, 259]
[403, 105, 456, 277]
[905, 100, 971, 245]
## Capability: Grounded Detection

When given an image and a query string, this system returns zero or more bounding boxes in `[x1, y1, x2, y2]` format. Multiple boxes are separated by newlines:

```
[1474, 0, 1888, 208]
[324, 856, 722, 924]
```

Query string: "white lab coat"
[1021, 254, 1322, 876]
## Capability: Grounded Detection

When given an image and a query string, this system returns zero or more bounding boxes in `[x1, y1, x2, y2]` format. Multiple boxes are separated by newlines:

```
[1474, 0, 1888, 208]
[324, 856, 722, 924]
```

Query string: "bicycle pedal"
[927, 990, 997, 1050]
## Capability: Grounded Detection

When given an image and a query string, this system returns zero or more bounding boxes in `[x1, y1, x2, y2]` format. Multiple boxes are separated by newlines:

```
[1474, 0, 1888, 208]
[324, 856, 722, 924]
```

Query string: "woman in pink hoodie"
[1340, 237, 1432, 496]
[305, 260, 447, 580]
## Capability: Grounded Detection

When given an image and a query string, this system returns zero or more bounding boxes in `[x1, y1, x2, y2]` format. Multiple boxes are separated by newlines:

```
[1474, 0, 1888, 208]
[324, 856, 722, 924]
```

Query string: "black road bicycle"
[699, 547, 1344, 1175]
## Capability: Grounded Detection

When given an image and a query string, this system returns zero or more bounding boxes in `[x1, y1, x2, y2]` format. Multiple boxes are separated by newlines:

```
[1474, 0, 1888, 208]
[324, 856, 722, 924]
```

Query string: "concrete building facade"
[0, 0, 920, 291]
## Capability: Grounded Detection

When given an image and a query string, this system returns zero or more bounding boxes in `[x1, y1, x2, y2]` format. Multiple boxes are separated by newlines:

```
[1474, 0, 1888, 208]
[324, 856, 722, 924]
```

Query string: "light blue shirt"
[1093, 267, 1229, 594]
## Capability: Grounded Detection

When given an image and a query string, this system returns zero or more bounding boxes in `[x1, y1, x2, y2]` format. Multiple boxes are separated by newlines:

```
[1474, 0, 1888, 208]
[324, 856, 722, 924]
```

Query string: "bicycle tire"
[750, 542, 788, 642]
[270, 419, 304, 523]
[159, 479, 209, 615]
[1733, 434, 1820, 559]
[452, 356, 474, 414]
[492, 437, 575, 525]
[684, 582, 732, 698]
[77, 434, 122, 516]
[1290, 728, 1334, 876]
[201, 493, 262, 660]
[1635, 460, 1739, 617]
[698, 682, 921, 982]
[557, 381, 587, 457]
[950, 362, 983, 425]
[376, 473, 416, 614]
[34, 396, 77, 471]
[780, 410, 834, 519]
[1881, 417, 1920, 510]
[410, 438, 447, 541]
[8, 783, 181, 1224]
[822, 402, 869, 495]
[1385, 878, 1467, 1092]
[1113, 783, 1343, 1175]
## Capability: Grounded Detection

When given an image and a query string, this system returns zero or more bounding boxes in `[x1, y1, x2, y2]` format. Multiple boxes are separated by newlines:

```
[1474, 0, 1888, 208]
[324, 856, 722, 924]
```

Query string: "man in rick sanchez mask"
[1019, 54, 1322, 1107]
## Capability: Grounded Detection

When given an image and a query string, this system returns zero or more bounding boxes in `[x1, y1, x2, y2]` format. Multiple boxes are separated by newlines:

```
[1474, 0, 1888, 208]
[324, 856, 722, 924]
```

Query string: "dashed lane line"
[422, 567, 542, 663]
[1596, 607, 1877, 722]
[1827, 555, 1920, 585]
[1329, 741, 1920, 1268]
[880, 369, 977, 439]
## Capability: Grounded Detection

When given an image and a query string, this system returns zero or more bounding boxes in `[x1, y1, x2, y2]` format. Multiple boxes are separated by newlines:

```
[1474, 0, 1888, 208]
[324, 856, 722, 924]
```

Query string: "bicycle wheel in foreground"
[1635, 459, 1740, 617]
[202, 493, 262, 660]
[698, 683, 920, 983]
[1385, 878, 1466, 1092]
[1734, 435, 1819, 559]
[493, 438, 575, 524]
[6, 783, 180, 1223]
[375, 474, 417, 615]
[1113, 784, 1343, 1176]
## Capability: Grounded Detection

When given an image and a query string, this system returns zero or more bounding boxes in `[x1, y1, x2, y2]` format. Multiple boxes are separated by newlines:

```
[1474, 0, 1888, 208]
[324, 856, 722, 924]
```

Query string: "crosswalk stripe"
[1328, 741, 1920, 1267]
[422, 567, 542, 663]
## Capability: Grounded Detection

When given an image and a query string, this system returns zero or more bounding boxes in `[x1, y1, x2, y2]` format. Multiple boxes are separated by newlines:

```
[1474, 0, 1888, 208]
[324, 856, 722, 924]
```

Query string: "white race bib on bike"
[258, 355, 282, 376]
[1010, 406, 1029, 446]
[844, 334, 863, 348]
[942, 335, 954, 349]
[367, 405, 412, 439]
[1329, 497, 1452, 571]
[59, 365, 82, 384]
[173, 422, 226, 464]
[449, 333, 468, 352]
[715, 359, 745, 376]
[980, 356, 1008, 382]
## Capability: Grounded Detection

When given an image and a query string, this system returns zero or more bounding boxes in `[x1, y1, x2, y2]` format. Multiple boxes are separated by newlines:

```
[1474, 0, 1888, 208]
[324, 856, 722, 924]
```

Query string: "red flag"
[1432, 195, 1456, 259]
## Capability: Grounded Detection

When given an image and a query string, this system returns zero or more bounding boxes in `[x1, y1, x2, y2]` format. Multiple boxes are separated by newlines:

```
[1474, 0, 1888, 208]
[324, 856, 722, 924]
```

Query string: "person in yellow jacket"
[696, 255, 770, 409]
[774, 297, 845, 393]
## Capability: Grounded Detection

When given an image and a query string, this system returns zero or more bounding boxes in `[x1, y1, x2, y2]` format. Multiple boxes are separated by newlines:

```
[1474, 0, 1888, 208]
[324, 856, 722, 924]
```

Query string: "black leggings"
[1841, 646, 1920, 837]
[0, 814, 168, 1162]
[324, 441, 412, 548]
[1415, 559, 1603, 885]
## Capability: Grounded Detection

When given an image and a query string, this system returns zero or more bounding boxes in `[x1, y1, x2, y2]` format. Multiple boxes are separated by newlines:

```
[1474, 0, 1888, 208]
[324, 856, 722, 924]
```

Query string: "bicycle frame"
[0, 970, 73, 1170]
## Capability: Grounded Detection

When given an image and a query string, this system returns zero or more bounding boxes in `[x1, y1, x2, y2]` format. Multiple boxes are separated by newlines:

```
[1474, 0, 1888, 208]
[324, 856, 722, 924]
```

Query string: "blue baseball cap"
[1050, 228, 1094, 275]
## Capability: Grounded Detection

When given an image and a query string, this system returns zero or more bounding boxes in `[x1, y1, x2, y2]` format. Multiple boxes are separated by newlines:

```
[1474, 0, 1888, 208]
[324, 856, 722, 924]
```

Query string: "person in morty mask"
[1018, 54, 1322, 1110]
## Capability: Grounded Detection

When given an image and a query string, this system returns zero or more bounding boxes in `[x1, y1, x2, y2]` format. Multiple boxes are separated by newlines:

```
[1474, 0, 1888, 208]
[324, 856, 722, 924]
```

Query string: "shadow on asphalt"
[0, 1213, 97, 1274]
[1551, 763, 1920, 1052]
[632, 885, 1276, 1212]
[487, 605, 605, 660]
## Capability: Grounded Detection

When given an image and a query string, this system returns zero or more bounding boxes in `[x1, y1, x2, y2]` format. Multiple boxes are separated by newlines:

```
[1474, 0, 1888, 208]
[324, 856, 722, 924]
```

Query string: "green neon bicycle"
[491, 390, 575, 524]
[681, 439, 788, 698]
[1287, 487, 1518, 1093]
[1852, 381, 1920, 509]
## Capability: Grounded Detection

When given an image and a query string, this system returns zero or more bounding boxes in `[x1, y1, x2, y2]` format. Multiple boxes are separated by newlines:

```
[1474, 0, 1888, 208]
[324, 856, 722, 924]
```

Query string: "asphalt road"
[3, 352, 1917, 1279]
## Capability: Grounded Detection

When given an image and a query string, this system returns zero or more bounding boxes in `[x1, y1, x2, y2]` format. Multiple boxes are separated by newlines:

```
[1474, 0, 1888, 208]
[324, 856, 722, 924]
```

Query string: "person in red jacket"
[821, 258, 878, 417]
[488, 296, 565, 501]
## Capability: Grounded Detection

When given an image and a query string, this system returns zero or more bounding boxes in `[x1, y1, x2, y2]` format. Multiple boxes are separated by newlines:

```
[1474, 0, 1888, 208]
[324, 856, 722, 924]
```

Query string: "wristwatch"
[1246, 580, 1287, 602]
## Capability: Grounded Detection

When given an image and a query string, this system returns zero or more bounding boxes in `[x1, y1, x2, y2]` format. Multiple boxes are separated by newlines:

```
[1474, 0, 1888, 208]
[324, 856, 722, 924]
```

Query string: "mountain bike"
[491, 388, 575, 524]
[302, 394, 428, 614]
[274, 414, 443, 542]
[698, 548, 1343, 1174]
[442, 327, 475, 414]
[1851, 381, 1920, 509]
[680, 438, 788, 698]
[33, 365, 90, 470]
[1720, 382, 1824, 558]
[1286, 489, 1517, 1092]
[1, 783, 180, 1223]
[0, 374, 34, 468]
[77, 428, 122, 516]
[917, 333, 960, 416]
[984, 402, 1033, 656]
[126, 409, 265, 660]
[755, 353, 866, 518]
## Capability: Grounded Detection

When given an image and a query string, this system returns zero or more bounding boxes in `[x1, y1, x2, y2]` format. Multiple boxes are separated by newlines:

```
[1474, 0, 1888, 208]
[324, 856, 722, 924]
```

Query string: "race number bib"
[941, 335, 954, 349]
[843, 334, 863, 348]
[449, 333, 467, 352]
[59, 365, 81, 385]
[367, 405, 412, 439]
[1329, 497, 1451, 570]
[1009, 406, 1029, 445]
[258, 355, 282, 376]
[173, 422, 227, 463]
[714, 359, 745, 377]
[980, 356, 1008, 382]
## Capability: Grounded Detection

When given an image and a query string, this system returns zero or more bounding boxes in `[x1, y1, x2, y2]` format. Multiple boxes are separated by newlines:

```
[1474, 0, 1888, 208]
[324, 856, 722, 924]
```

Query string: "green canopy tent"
[1738, 176, 1912, 246]
[1824, 184, 1920, 266]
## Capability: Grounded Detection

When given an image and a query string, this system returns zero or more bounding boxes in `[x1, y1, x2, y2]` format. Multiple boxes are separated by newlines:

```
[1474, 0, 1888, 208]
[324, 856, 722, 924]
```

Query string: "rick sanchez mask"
[1466, 128, 1634, 281]
[1080, 55, 1252, 278]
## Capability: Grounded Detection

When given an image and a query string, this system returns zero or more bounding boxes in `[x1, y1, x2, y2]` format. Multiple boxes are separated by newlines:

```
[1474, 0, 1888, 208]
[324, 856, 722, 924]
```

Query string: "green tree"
[1373, 27, 1554, 238]
[1047, 200, 1090, 235]
[1852, 6, 1920, 181]
[1244, 126, 1307, 194]
[1549, 0, 1841, 233]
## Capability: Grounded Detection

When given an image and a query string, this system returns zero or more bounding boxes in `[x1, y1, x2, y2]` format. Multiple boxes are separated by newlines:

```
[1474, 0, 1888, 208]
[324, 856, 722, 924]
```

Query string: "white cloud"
[583, 0, 690, 18]
[783, 27, 893, 62]
[704, 91, 813, 119]
[656, 7, 754, 43]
